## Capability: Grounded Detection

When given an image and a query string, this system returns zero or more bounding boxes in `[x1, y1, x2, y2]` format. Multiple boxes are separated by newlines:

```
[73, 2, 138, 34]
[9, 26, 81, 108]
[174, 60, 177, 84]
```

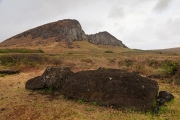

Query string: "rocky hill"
[0, 19, 127, 48]
[87, 31, 127, 47]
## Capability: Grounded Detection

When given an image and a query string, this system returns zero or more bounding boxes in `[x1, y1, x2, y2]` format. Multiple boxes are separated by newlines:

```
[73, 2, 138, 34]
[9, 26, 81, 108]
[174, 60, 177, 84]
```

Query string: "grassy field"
[0, 42, 180, 119]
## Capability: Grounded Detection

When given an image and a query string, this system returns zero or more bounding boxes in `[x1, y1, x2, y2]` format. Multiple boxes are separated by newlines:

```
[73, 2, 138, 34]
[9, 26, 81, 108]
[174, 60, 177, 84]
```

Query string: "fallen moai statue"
[25, 67, 159, 111]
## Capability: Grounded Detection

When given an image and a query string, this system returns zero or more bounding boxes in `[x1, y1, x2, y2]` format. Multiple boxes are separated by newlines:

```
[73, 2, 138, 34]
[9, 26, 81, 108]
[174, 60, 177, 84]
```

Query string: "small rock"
[158, 91, 174, 102]
[153, 106, 160, 114]
[157, 98, 166, 106]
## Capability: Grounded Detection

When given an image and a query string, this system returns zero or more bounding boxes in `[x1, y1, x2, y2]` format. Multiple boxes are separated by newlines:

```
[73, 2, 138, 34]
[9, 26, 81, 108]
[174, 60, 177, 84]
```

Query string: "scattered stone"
[153, 91, 174, 114]
[157, 91, 174, 102]
[157, 98, 166, 106]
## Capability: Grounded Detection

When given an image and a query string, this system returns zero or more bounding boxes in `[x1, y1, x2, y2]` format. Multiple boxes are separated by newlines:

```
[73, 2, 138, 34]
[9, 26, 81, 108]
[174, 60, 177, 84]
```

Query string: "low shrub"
[50, 57, 63, 67]
[0, 54, 47, 67]
[104, 50, 114, 53]
[161, 60, 179, 77]
[0, 48, 44, 53]
[0, 74, 5, 77]
[148, 59, 160, 68]
[123, 59, 134, 67]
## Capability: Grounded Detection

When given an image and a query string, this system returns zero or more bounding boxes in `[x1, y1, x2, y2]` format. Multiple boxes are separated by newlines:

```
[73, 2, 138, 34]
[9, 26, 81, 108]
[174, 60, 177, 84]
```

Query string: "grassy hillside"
[0, 42, 180, 119]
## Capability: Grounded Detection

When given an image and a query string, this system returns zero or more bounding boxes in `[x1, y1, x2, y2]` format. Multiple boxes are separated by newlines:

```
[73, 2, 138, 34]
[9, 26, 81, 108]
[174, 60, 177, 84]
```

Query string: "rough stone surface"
[157, 91, 174, 102]
[87, 31, 127, 48]
[62, 68, 159, 111]
[5, 19, 87, 43]
[153, 91, 174, 114]
[25, 76, 45, 90]
[25, 67, 74, 90]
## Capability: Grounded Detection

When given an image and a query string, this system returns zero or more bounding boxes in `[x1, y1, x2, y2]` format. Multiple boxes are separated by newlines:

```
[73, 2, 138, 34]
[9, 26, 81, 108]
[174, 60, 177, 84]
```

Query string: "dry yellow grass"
[0, 41, 180, 119]
[0, 68, 180, 120]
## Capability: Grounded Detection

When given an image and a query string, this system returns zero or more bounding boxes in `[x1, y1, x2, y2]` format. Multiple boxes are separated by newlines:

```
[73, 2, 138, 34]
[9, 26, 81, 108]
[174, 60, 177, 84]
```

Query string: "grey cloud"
[108, 7, 125, 19]
[0, 0, 99, 41]
[167, 18, 180, 35]
[153, 0, 172, 12]
[0, 0, 180, 50]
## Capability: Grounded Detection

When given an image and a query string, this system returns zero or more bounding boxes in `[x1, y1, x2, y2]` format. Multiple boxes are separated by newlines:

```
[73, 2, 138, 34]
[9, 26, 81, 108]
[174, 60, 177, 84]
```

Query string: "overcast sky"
[0, 0, 180, 50]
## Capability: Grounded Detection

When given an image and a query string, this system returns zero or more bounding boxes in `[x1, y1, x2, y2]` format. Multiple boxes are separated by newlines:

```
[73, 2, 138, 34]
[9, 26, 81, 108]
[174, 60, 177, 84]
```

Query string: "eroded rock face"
[7, 19, 87, 43]
[62, 68, 159, 111]
[0, 19, 127, 48]
[87, 31, 127, 48]
[25, 67, 74, 90]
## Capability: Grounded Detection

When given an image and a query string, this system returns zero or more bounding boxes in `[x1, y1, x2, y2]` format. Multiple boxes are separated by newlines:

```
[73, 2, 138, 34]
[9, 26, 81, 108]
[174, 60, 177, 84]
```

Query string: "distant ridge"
[0, 19, 127, 48]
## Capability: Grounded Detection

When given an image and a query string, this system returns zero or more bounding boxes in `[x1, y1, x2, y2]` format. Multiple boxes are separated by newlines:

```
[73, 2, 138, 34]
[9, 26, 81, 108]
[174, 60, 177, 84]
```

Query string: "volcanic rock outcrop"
[87, 31, 127, 47]
[7, 19, 87, 42]
[26, 67, 158, 111]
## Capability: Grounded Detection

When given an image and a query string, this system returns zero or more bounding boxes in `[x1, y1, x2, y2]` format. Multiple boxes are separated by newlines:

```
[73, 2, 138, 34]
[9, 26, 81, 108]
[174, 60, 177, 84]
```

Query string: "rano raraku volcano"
[0, 19, 127, 48]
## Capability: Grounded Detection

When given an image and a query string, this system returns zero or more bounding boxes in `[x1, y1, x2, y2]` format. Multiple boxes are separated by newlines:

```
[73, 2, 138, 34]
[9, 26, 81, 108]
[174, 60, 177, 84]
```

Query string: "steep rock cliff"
[7, 19, 87, 43]
[87, 31, 127, 48]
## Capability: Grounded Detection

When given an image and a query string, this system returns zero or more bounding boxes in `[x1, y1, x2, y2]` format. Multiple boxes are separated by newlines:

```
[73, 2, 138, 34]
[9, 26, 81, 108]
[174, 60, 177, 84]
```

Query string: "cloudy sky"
[0, 0, 180, 50]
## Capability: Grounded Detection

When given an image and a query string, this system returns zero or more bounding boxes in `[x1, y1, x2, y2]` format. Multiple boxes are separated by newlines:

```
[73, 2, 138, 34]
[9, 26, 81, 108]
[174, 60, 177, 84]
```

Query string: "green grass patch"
[0, 74, 5, 77]
[0, 54, 47, 68]
[0, 48, 44, 53]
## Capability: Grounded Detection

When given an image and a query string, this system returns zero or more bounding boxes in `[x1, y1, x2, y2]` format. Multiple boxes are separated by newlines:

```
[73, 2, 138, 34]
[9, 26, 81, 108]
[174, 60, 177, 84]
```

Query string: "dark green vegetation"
[0, 51, 179, 85]
[0, 48, 44, 53]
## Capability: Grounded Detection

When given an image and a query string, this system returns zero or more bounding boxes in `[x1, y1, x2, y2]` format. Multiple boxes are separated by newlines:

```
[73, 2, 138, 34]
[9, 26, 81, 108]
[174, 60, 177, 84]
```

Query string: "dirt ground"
[0, 69, 44, 119]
